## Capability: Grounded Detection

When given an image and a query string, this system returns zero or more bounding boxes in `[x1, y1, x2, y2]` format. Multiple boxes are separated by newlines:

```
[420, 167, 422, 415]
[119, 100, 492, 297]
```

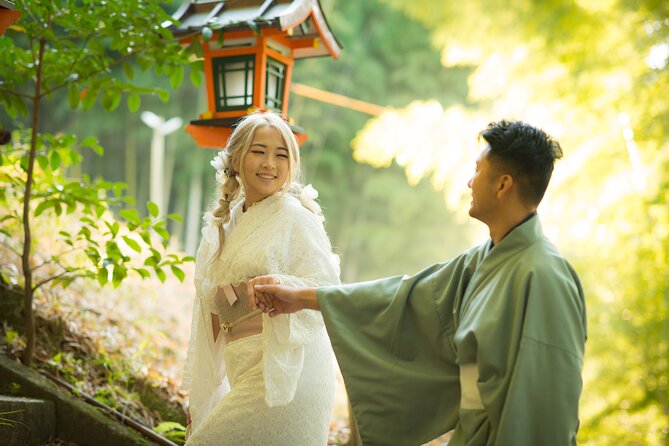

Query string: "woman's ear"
[232, 155, 241, 174]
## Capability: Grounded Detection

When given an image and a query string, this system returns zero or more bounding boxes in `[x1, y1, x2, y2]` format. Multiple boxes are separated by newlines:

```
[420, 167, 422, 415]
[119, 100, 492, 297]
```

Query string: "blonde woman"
[183, 112, 339, 445]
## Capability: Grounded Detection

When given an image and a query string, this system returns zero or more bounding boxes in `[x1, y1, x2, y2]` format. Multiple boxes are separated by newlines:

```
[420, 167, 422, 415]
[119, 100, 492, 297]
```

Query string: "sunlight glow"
[645, 42, 669, 70]
[617, 112, 647, 192]
[352, 103, 487, 217]
[441, 44, 482, 66]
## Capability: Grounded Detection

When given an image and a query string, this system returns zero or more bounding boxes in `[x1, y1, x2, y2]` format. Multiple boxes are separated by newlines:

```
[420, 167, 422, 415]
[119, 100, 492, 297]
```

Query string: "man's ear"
[496, 174, 514, 198]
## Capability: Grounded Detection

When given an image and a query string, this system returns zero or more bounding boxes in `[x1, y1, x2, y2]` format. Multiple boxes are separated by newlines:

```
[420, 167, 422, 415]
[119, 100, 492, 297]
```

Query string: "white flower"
[210, 151, 227, 172]
[297, 184, 323, 220]
[300, 184, 319, 201]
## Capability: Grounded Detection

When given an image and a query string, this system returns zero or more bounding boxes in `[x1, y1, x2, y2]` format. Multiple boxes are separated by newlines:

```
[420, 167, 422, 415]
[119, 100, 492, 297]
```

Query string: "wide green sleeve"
[492, 259, 586, 446]
[318, 257, 473, 446]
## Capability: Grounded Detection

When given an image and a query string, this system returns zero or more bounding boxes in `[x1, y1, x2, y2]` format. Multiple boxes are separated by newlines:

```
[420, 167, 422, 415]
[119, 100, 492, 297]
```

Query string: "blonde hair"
[209, 112, 301, 261]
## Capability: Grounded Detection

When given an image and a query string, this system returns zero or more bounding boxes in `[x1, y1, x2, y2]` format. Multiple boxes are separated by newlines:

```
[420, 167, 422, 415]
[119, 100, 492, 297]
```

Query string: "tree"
[0, 0, 200, 366]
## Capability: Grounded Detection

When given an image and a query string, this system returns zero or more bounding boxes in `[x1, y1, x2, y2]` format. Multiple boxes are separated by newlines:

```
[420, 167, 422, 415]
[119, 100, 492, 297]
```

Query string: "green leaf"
[156, 89, 170, 104]
[169, 65, 184, 89]
[127, 94, 141, 112]
[81, 136, 97, 148]
[123, 63, 134, 80]
[154, 227, 169, 241]
[97, 268, 108, 286]
[102, 90, 122, 112]
[133, 267, 151, 279]
[170, 265, 185, 282]
[34, 200, 52, 217]
[167, 213, 183, 222]
[189, 68, 202, 87]
[75, 136, 104, 156]
[19, 154, 30, 172]
[106, 241, 123, 261]
[147, 201, 159, 218]
[68, 83, 79, 109]
[119, 209, 141, 225]
[50, 150, 61, 171]
[122, 235, 142, 253]
[112, 264, 127, 288]
[188, 38, 204, 58]
[37, 154, 49, 170]
[154, 267, 166, 283]
[82, 88, 98, 110]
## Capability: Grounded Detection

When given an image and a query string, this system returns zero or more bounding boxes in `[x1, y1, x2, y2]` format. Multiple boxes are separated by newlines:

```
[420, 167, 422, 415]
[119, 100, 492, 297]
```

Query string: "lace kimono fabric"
[183, 187, 340, 445]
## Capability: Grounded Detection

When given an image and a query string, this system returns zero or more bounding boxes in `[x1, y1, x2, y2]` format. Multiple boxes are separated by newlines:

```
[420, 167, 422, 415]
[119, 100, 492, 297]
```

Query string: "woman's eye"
[251, 150, 264, 155]
[277, 154, 289, 159]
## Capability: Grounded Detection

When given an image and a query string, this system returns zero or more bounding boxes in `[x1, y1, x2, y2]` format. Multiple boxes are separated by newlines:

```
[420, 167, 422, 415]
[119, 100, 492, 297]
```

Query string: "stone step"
[0, 395, 56, 445]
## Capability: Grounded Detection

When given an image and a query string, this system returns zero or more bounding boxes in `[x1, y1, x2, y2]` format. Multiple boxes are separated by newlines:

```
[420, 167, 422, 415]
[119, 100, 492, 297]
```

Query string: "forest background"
[0, 0, 667, 444]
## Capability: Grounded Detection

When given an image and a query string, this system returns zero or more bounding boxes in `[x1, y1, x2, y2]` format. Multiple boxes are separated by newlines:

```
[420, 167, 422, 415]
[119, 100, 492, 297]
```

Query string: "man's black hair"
[479, 120, 563, 205]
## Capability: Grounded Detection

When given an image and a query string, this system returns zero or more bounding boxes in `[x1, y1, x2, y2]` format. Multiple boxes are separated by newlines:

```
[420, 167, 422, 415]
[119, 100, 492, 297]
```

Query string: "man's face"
[467, 147, 499, 223]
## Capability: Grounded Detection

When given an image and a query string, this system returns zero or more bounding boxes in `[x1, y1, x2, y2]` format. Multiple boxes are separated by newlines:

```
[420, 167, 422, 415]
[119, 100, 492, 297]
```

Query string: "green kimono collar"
[481, 213, 544, 264]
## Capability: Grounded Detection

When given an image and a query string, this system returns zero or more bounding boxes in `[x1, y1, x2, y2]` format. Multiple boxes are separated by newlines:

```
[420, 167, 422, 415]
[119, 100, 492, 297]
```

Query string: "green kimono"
[318, 215, 586, 446]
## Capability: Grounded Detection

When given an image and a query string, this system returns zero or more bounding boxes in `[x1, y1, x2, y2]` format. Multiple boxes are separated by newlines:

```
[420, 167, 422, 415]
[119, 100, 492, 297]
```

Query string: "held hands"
[246, 275, 308, 317]
[246, 275, 281, 310]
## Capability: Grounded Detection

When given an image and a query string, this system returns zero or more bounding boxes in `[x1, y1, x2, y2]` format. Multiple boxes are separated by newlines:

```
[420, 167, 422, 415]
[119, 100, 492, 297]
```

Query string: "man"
[251, 120, 587, 446]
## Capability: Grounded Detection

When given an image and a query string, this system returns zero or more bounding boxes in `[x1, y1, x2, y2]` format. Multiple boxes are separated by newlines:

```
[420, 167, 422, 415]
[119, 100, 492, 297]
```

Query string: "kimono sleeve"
[262, 207, 340, 406]
[318, 256, 473, 446]
[493, 261, 586, 446]
[268, 208, 340, 346]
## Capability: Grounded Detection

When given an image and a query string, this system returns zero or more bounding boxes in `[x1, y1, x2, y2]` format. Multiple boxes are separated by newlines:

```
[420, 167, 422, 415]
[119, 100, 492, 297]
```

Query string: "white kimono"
[183, 188, 340, 445]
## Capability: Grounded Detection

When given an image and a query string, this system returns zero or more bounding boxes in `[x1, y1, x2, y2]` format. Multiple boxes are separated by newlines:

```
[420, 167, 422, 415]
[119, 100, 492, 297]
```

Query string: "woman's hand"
[246, 275, 281, 309]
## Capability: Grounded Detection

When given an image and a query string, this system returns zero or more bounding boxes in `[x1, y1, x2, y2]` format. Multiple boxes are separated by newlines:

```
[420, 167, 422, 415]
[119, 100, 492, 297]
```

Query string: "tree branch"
[32, 247, 84, 272]
[0, 87, 33, 100]
[0, 240, 22, 259]
[31, 270, 82, 292]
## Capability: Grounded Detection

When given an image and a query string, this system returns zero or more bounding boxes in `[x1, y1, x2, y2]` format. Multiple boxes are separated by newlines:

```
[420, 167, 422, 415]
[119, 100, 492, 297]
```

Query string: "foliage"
[1, 130, 191, 288]
[0, 0, 200, 365]
[0, 273, 189, 434]
[153, 421, 187, 444]
[0, 0, 198, 118]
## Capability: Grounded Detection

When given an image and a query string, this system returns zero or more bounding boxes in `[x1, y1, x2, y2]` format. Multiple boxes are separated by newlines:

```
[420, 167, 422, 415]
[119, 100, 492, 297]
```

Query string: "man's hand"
[249, 280, 319, 316]
[246, 275, 281, 309]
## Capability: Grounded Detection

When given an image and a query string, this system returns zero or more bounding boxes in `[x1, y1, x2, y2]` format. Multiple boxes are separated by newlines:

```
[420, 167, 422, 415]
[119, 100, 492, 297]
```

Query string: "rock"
[0, 395, 55, 445]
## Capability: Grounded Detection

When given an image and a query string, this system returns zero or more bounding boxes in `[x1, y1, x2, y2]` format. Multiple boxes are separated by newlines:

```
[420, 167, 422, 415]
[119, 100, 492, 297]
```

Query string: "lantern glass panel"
[265, 57, 286, 111]
[213, 55, 255, 111]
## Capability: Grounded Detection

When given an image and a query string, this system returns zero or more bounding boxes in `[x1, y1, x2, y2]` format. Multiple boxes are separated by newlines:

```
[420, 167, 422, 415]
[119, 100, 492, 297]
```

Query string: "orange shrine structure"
[169, 0, 342, 148]
[0, 0, 20, 36]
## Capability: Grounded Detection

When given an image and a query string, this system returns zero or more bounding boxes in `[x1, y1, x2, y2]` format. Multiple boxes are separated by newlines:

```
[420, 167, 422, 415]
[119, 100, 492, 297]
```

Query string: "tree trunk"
[20, 36, 46, 366]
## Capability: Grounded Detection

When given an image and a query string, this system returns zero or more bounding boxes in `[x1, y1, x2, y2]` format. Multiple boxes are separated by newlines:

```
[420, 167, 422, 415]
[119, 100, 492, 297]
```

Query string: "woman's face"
[239, 126, 290, 208]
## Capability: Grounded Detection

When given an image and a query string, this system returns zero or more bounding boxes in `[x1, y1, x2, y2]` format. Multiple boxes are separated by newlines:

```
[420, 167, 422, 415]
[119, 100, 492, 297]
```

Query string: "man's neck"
[488, 209, 537, 246]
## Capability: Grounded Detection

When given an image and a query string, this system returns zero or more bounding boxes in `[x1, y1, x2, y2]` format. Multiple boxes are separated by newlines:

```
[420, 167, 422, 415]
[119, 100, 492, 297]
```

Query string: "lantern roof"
[169, 0, 341, 59]
[0, 0, 16, 10]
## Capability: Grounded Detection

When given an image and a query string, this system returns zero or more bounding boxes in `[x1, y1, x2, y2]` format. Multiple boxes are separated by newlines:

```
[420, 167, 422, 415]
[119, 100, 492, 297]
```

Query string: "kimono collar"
[489, 212, 542, 252]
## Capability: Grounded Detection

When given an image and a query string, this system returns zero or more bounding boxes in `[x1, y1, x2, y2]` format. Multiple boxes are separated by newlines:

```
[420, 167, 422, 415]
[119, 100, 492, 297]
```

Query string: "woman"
[183, 112, 340, 445]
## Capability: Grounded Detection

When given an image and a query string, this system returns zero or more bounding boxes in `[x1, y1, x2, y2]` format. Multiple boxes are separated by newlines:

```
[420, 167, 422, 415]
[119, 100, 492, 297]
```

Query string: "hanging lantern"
[169, 0, 342, 148]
